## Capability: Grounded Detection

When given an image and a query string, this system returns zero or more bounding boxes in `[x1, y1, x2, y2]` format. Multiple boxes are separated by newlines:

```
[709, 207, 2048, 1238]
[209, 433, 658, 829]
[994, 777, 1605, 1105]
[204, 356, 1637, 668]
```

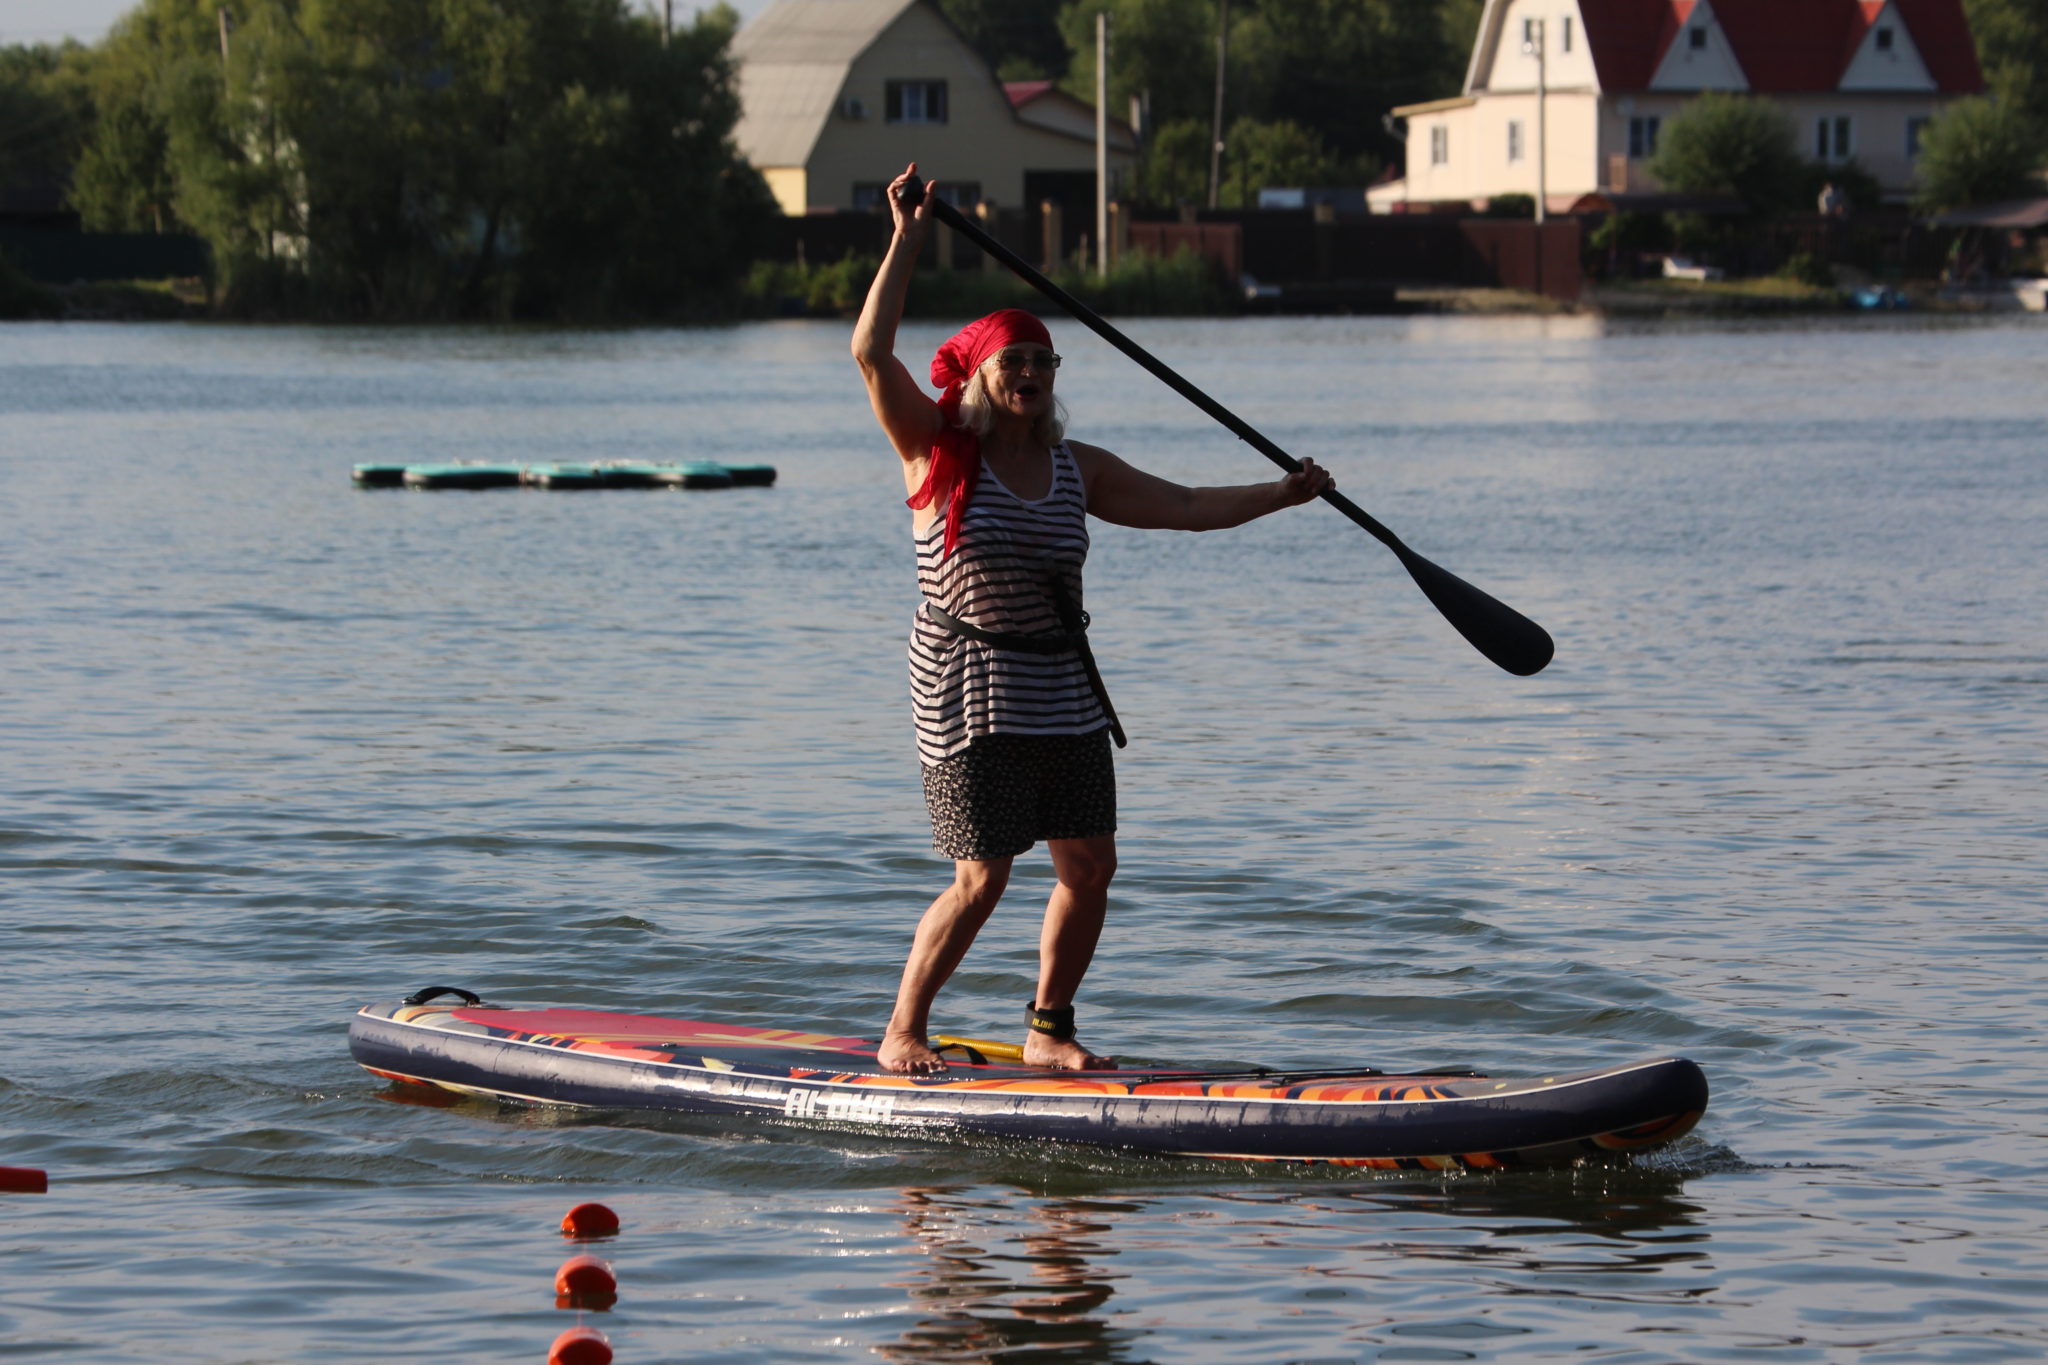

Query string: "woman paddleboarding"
[854, 163, 1332, 1075]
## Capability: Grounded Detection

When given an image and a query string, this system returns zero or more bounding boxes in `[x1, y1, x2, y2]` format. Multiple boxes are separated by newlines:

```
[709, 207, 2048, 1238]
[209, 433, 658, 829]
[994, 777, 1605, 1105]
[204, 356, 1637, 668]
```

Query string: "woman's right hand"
[855, 162, 946, 469]
[887, 163, 933, 247]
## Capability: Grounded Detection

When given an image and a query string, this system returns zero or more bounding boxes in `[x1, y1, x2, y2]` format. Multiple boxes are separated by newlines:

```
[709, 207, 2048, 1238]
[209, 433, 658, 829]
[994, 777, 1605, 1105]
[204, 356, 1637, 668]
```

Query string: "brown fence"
[766, 205, 1043, 273]
[1129, 210, 1584, 303]
[766, 212, 889, 269]
[1458, 220, 1584, 300]
[759, 206, 1588, 303]
[1753, 211, 1950, 278]
[1127, 222, 1242, 281]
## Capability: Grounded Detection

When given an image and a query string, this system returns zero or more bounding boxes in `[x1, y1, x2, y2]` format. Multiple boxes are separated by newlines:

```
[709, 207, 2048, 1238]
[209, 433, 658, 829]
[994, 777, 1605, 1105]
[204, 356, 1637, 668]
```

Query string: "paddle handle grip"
[896, 178, 1405, 555]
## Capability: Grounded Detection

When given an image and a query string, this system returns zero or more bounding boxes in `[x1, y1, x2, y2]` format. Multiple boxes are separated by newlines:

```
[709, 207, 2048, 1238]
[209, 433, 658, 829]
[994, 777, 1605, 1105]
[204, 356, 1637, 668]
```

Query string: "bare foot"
[1022, 1033, 1116, 1071]
[877, 1030, 948, 1075]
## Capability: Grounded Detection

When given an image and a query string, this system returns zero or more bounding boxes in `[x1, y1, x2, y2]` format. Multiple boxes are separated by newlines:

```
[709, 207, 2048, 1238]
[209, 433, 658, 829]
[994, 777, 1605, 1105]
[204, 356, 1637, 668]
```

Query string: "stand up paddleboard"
[350, 989, 1707, 1168]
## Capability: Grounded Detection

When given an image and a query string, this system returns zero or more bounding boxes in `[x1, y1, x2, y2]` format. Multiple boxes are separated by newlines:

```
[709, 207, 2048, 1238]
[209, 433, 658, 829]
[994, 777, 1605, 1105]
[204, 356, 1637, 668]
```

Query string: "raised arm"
[1071, 441, 1333, 531]
[852, 164, 943, 479]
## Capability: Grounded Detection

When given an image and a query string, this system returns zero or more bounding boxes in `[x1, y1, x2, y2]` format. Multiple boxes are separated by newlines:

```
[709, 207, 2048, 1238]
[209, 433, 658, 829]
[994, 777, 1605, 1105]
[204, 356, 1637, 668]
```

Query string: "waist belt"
[924, 587, 1127, 749]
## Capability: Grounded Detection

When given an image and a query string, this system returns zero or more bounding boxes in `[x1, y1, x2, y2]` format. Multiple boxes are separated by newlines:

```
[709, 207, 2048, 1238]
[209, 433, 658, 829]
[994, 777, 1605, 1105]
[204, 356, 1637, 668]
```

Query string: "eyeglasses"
[992, 349, 1061, 373]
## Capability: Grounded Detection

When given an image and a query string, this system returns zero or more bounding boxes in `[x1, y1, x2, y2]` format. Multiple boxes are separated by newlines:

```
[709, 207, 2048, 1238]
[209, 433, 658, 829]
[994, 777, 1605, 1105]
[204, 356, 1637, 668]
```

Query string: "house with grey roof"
[733, 0, 1135, 220]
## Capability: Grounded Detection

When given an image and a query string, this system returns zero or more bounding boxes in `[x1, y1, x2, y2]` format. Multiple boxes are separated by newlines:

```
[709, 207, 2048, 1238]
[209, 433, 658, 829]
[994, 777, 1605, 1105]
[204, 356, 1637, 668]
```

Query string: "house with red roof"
[1386, 0, 1983, 212]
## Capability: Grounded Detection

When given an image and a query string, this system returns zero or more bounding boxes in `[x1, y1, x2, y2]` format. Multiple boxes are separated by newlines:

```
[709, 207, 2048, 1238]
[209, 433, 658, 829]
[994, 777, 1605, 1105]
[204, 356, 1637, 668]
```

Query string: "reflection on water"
[882, 1189, 1133, 1362]
[871, 1173, 1714, 1362]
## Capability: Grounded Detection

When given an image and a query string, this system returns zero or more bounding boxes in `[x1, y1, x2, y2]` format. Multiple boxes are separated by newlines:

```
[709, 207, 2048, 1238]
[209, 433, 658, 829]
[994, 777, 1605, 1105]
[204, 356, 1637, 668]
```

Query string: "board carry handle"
[401, 986, 483, 1007]
[932, 1034, 1026, 1064]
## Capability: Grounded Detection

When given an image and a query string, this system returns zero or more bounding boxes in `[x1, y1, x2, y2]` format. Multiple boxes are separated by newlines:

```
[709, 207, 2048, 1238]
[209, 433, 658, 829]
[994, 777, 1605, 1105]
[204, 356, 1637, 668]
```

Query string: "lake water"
[2, 311, 2045, 1363]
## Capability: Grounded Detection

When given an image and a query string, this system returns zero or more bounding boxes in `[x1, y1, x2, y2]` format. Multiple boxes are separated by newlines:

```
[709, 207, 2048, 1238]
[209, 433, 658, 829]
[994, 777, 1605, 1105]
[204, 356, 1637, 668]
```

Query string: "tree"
[1218, 116, 1351, 204]
[65, 0, 774, 319]
[1134, 117, 1209, 206]
[0, 43, 96, 212]
[1646, 92, 1805, 215]
[1058, 0, 1217, 132]
[1965, 0, 2048, 131]
[1231, 0, 1465, 162]
[937, 0, 1070, 81]
[1913, 95, 2044, 212]
[1058, 0, 1469, 184]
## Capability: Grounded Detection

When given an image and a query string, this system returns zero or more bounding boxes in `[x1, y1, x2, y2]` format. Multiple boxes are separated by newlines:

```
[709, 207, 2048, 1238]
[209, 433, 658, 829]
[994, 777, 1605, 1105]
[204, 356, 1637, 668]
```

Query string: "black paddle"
[894, 177, 1555, 678]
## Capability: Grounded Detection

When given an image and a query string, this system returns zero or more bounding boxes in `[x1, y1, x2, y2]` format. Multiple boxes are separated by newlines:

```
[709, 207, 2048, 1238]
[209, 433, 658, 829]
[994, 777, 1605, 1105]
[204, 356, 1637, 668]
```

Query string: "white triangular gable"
[1470, 0, 1600, 92]
[1650, 0, 1750, 91]
[1840, 2, 1937, 91]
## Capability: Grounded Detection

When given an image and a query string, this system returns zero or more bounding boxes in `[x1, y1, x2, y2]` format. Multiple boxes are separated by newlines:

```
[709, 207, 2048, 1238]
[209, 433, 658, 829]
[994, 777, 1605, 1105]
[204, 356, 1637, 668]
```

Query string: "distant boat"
[1849, 286, 1910, 311]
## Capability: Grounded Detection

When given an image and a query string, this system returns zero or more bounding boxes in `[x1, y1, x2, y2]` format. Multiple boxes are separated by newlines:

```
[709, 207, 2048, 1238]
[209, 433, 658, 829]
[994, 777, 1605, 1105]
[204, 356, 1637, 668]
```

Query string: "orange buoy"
[0, 1167, 48, 1193]
[554, 1254, 617, 1298]
[560, 1202, 620, 1239]
[548, 1325, 612, 1365]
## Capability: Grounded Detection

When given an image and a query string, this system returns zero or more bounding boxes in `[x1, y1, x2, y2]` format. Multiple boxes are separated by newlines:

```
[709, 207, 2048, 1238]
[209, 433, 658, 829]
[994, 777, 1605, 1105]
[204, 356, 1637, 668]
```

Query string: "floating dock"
[353, 460, 776, 490]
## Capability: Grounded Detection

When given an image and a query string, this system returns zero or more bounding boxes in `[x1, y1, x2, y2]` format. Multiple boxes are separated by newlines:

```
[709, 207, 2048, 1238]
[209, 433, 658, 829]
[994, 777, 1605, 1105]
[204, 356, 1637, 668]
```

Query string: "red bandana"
[908, 309, 1054, 557]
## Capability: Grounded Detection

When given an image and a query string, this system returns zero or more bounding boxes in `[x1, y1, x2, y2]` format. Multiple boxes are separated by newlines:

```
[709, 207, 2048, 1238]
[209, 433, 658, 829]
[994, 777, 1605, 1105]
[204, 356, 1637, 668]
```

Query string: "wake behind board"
[350, 989, 1707, 1169]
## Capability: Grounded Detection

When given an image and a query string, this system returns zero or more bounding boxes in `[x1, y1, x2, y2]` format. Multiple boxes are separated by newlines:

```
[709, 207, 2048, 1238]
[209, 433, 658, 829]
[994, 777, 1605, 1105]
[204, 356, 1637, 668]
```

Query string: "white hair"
[955, 362, 1067, 448]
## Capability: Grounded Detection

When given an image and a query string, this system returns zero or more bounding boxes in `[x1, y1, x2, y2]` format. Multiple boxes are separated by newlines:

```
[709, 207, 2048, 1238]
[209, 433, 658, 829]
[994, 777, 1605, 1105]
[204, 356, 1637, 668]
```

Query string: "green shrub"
[1775, 252, 1835, 288]
[744, 243, 1239, 320]
[742, 252, 895, 316]
[1587, 210, 1669, 256]
[1649, 92, 1805, 215]
[1914, 96, 2046, 212]
[1050, 245, 1238, 316]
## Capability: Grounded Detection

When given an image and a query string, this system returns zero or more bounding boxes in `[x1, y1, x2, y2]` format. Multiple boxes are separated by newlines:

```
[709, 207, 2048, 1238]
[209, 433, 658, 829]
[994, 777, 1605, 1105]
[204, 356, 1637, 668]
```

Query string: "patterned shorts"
[921, 729, 1117, 861]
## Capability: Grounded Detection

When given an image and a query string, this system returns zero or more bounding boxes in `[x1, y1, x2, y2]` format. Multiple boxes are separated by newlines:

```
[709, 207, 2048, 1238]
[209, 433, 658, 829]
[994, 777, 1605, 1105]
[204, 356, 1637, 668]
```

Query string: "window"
[1629, 115, 1661, 159]
[1430, 124, 1449, 165]
[1561, 16, 1573, 52]
[1875, 26, 1894, 51]
[1522, 17, 1537, 46]
[1905, 116, 1930, 159]
[1815, 115, 1853, 161]
[885, 79, 947, 124]
[1508, 119, 1525, 163]
[852, 182, 886, 211]
[1689, 26, 1707, 49]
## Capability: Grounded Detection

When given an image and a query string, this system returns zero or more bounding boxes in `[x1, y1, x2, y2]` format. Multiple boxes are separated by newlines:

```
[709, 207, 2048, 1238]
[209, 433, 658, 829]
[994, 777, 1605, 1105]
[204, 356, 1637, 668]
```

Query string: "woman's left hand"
[1278, 457, 1334, 506]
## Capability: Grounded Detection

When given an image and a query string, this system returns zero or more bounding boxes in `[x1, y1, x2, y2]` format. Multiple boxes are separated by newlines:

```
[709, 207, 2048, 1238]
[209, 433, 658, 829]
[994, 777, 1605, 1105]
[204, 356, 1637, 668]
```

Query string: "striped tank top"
[909, 441, 1106, 765]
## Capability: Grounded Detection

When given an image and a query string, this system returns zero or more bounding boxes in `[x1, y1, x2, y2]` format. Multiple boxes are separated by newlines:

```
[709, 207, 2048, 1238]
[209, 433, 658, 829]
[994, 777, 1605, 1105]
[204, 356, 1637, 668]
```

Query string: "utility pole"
[1520, 18, 1548, 299]
[217, 6, 232, 65]
[663, 0, 672, 48]
[1522, 17, 1547, 225]
[1207, 0, 1228, 210]
[1096, 10, 1109, 275]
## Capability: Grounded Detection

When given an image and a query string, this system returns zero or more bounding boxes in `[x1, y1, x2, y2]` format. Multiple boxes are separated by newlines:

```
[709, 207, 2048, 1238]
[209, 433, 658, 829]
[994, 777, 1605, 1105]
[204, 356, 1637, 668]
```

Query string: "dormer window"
[1689, 27, 1708, 49]
[1875, 26, 1894, 51]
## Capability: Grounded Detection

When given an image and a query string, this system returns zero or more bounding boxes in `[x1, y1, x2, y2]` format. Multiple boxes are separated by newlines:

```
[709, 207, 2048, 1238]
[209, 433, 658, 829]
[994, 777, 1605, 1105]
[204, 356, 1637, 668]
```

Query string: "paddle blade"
[1395, 547, 1555, 676]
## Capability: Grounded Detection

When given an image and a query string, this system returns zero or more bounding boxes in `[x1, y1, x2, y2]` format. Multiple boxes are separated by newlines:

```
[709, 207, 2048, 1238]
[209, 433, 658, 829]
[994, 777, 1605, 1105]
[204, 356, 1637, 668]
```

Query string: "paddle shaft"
[896, 178, 1555, 677]
[909, 196, 1407, 548]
